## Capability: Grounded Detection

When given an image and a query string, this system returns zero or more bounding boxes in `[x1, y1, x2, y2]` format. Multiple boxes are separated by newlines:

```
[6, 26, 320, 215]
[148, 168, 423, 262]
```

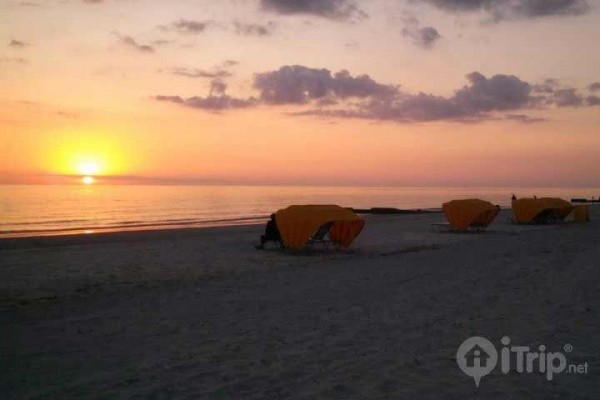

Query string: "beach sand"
[1, 208, 599, 399]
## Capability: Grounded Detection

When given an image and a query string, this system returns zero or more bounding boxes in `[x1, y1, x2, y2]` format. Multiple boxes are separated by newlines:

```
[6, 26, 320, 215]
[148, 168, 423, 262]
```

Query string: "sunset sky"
[1, 0, 599, 186]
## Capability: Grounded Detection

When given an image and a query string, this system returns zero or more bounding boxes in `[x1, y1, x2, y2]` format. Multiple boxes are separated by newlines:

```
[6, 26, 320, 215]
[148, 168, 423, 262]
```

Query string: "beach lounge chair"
[307, 222, 333, 251]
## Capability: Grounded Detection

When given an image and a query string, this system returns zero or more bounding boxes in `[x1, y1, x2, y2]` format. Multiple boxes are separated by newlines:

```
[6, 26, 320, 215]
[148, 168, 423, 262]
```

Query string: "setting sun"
[40, 130, 136, 179]
[78, 162, 101, 176]
[82, 176, 95, 185]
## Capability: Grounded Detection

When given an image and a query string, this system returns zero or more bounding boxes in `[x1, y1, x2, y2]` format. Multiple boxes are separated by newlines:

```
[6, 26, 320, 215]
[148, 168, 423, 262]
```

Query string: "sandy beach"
[1, 208, 599, 399]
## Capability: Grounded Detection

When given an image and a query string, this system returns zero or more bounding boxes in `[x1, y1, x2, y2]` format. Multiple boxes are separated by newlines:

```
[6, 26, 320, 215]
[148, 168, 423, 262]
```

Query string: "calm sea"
[1, 185, 598, 237]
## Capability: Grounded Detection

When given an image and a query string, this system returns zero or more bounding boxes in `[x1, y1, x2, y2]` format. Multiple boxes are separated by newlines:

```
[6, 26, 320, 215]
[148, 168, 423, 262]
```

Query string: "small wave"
[0, 215, 270, 238]
[112, 220, 145, 225]
[162, 218, 200, 223]
[0, 219, 91, 226]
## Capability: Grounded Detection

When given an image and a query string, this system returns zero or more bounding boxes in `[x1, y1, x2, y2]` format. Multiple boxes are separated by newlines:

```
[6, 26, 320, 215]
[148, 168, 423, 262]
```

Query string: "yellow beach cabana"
[275, 205, 365, 250]
[442, 199, 500, 231]
[511, 198, 574, 224]
[573, 204, 590, 222]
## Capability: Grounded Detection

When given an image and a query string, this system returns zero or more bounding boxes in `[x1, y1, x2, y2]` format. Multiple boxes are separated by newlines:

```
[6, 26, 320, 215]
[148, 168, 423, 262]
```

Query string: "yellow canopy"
[275, 205, 365, 250]
[573, 204, 590, 222]
[442, 199, 499, 231]
[511, 197, 574, 224]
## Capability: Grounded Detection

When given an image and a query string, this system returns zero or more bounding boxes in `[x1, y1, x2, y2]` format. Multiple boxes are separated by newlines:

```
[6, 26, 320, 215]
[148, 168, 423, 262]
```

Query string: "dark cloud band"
[155, 65, 599, 122]
[260, 0, 366, 20]
[418, 0, 590, 21]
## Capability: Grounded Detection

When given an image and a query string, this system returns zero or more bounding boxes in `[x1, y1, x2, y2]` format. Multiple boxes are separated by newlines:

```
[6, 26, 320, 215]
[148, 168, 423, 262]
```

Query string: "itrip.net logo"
[456, 336, 589, 387]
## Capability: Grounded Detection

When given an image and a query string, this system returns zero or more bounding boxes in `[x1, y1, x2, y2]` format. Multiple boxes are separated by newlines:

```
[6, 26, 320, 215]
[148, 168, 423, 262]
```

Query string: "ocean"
[1, 184, 598, 237]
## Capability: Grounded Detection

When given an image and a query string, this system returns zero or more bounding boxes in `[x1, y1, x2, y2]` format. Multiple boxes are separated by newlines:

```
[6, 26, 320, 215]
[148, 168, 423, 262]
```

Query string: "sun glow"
[82, 176, 95, 185]
[45, 129, 136, 178]
[78, 161, 102, 176]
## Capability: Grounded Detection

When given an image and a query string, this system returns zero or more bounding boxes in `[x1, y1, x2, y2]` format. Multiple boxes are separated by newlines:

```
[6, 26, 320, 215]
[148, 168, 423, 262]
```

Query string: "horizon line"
[1, 173, 600, 190]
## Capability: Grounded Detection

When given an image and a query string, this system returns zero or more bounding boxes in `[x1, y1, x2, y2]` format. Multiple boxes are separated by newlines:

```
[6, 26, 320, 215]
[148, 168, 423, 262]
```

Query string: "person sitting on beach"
[256, 214, 281, 249]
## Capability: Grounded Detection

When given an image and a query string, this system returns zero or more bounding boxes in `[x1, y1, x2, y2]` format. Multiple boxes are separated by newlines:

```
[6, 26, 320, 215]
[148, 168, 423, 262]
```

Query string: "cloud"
[588, 82, 600, 92]
[260, 0, 366, 21]
[156, 65, 598, 122]
[155, 94, 256, 111]
[273, 69, 577, 122]
[297, 71, 534, 122]
[407, 26, 441, 48]
[254, 65, 398, 104]
[209, 79, 227, 96]
[170, 67, 233, 79]
[401, 17, 441, 49]
[504, 114, 547, 123]
[233, 21, 276, 37]
[164, 19, 215, 34]
[551, 88, 584, 107]
[113, 32, 154, 53]
[418, 0, 590, 21]
[532, 80, 600, 107]
[167, 60, 238, 79]
[9, 40, 29, 48]
[155, 95, 184, 104]
[586, 95, 600, 106]
[162, 19, 279, 38]
[453, 72, 532, 112]
[532, 78, 560, 94]
[155, 62, 253, 111]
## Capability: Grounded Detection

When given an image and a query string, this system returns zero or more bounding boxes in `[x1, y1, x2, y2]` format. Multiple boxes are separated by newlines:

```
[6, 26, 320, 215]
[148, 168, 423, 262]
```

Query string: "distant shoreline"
[0, 208, 446, 250]
[0, 207, 442, 242]
[3, 185, 597, 242]
[2, 203, 596, 244]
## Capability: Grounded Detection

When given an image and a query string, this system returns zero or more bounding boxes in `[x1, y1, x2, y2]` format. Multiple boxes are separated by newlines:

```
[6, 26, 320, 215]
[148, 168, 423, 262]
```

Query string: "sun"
[78, 161, 101, 176]
[82, 176, 95, 185]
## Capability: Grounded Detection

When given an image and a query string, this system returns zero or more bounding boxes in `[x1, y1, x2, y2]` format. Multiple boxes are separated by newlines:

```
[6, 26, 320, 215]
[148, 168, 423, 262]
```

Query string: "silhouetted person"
[256, 214, 281, 249]
[511, 194, 517, 201]
[534, 195, 538, 199]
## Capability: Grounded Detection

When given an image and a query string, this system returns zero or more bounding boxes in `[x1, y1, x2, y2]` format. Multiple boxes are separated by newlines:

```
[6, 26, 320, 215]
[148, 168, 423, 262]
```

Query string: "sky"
[1, 0, 599, 187]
